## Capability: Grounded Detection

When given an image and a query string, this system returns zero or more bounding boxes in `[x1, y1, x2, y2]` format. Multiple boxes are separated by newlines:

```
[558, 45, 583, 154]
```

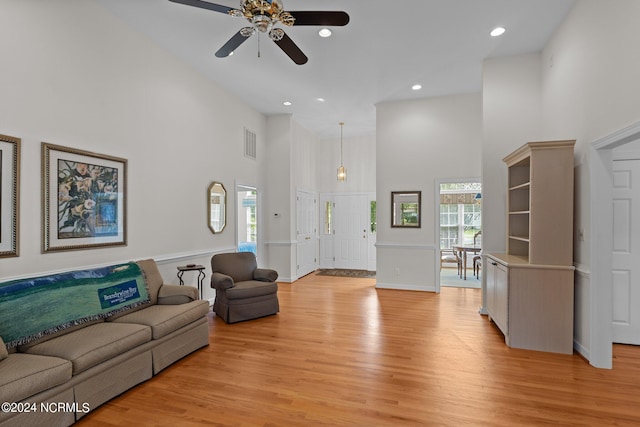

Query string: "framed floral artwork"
[0, 134, 20, 258]
[42, 142, 127, 252]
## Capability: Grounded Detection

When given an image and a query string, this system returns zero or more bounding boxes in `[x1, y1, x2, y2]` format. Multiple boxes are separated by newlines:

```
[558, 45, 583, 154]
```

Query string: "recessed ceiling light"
[318, 28, 332, 38]
[490, 27, 506, 37]
[283, 101, 292, 106]
[412, 84, 422, 91]
[316, 98, 325, 102]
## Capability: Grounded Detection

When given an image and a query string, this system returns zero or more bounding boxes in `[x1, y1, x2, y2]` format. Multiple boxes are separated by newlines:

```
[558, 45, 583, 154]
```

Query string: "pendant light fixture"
[337, 122, 347, 182]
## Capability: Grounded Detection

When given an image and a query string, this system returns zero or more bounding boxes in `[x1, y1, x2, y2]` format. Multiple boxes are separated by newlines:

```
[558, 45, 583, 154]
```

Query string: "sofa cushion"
[0, 336, 7, 361]
[110, 300, 209, 340]
[226, 281, 278, 300]
[16, 319, 104, 352]
[24, 323, 151, 375]
[0, 353, 72, 402]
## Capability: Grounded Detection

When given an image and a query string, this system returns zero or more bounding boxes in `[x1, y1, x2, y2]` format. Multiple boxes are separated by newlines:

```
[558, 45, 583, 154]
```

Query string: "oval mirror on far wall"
[208, 181, 226, 234]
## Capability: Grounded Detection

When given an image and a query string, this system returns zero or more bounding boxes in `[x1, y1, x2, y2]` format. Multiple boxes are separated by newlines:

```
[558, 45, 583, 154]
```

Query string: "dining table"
[452, 245, 482, 280]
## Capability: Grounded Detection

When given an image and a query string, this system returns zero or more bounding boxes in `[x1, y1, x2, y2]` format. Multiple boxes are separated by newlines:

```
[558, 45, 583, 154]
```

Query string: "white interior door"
[333, 194, 368, 270]
[296, 190, 318, 278]
[612, 158, 640, 344]
[367, 196, 377, 272]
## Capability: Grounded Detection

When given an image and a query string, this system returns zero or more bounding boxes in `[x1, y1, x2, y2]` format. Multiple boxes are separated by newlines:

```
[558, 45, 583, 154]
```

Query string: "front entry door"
[333, 194, 368, 270]
[612, 158, 640, 344]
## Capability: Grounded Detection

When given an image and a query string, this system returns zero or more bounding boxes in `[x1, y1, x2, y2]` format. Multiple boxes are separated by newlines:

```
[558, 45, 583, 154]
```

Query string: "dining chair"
[473, 231, 482, 279]
[440, 249, 463, 277]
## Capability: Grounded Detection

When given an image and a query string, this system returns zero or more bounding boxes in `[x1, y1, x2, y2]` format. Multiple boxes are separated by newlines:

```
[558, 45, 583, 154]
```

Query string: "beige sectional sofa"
[0, 259, 210, 427]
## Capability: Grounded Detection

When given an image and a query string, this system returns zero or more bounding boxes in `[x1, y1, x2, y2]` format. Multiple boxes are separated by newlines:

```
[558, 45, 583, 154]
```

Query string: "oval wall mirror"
[208, 181, 226, 234]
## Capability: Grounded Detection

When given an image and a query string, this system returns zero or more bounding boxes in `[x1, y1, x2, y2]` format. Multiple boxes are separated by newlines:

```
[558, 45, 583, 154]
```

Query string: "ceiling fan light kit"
[169, 0, 350, 65]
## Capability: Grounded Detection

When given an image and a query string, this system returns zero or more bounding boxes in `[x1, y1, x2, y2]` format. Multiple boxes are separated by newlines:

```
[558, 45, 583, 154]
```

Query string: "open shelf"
[488, 140, 576, 354]
[509, 182, 531, 191]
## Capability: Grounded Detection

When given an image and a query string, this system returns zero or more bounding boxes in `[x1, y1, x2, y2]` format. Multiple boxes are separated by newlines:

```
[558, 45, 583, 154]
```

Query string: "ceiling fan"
[169, 0, 350, 65]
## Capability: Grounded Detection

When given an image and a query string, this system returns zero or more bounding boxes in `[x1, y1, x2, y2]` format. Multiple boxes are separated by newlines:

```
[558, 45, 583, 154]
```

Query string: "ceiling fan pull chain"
[258, 31, 261, 58]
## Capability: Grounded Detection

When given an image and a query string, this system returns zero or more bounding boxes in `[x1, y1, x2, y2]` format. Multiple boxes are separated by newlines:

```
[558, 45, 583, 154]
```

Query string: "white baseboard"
[375, 282, 436, 292]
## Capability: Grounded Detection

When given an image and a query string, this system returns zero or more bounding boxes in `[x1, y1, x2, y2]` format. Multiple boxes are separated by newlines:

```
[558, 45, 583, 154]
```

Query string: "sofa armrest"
[157, 284, 197, 305]
[254, 268, 278, 282]
[0, 336, 8, 360]
[211, 272, 234, 290]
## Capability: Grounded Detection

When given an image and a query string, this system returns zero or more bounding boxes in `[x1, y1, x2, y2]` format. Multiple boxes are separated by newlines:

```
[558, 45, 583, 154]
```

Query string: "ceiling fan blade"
[273, 32, 308, 65]
[215, 30, 251, 58]
[288, 11, 350, 26]
[169, 0, 237, 15]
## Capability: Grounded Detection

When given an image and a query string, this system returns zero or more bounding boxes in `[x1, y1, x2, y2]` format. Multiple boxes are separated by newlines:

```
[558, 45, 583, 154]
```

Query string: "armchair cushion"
[226, 281, 278, 300]
[211, 252, 257, 282]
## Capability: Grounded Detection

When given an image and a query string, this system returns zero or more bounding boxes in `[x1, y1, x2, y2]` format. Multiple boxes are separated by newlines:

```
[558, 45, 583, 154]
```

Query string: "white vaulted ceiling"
[93, 0, 575, 138]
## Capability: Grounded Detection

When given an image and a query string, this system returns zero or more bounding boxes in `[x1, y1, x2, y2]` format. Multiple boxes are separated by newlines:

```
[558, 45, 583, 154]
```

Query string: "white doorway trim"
[235, 182, 262, 262]
[434, 177, 481, 294]
[590, 120, 640, 369]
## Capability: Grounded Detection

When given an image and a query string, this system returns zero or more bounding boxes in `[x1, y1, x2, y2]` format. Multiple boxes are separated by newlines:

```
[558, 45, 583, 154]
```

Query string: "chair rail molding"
[375, 242, 437, 250]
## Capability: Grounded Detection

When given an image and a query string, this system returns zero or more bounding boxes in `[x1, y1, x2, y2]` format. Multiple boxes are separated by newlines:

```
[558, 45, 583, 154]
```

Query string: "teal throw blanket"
[0, 262, 149, 349]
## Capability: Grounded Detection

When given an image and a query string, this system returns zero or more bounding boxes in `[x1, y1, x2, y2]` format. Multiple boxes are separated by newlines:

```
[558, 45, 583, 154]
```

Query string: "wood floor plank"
[77, 273, 640, 426]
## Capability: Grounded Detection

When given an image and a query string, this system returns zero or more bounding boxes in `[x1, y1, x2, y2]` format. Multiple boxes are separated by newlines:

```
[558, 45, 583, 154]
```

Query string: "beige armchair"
[210, 252, 279, 323]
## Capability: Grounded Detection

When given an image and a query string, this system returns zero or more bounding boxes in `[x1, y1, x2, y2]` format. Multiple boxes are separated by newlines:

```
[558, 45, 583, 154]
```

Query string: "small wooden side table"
[177, 264, 205, 300]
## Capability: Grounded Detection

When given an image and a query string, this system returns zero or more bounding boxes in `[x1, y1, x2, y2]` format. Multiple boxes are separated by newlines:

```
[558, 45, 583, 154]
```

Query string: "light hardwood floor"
[78, 273, 640, 426]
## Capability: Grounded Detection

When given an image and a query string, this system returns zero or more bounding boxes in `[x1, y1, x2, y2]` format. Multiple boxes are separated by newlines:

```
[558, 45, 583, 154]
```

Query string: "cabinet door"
[493, 262, 508, 335]
[485, 259, 497, 315]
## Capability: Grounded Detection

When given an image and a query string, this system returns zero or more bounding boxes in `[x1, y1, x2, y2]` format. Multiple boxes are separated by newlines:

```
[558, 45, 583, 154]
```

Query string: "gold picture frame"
[42, 142, 127, 252]
[0, 134, 20, 258]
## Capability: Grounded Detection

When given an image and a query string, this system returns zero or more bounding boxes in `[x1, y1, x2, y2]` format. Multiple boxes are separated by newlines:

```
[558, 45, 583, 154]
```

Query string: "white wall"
[0, 1, 268, 301]
[542, 0, 640, 264]
[265, 115, 295, 281]
[540, 0, 640, 367]
[480, 53, 543, 315]
[481, 0, 640, 367]
[266, 117, 377, 281]
[481, 54, 543, 257]
[265, 115, 320, 282]
[376, 93, 482, 290]
[317, 133, 376, 194]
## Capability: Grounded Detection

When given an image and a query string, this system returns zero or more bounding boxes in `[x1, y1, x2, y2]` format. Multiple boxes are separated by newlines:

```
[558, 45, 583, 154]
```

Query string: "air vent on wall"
[244, 128, 257, 160]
